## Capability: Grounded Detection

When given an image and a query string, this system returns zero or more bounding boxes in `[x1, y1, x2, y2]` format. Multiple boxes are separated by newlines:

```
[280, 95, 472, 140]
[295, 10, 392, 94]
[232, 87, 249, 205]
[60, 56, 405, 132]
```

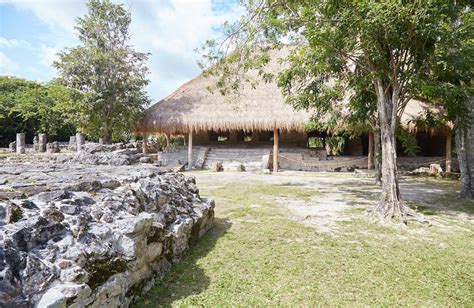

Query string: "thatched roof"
[137, 48, 451, 135]
[137, 48, 311, 134]
[402, 99, 452, 133]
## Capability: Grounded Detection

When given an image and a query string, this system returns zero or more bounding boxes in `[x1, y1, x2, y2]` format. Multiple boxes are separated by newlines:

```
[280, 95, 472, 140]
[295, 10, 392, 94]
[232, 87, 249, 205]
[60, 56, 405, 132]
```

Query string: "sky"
[0, 0, 242, 101]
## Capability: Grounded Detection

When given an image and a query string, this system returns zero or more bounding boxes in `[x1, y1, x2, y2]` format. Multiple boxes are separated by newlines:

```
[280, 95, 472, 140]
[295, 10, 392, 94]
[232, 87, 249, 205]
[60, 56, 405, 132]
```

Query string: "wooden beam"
[446, 132, 452, 173]
[368, 132, 374, 170]
[273, 128, 279, 173]
[143, 134, 148, 154]
[188, 130, 193, 170]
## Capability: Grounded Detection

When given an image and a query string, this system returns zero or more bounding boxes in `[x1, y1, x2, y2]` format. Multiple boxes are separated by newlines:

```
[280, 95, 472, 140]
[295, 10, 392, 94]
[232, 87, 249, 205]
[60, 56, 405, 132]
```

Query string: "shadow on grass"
[135, 217, 232, 307]
[342, 178, 473, 218]
[407, 194, 474, 217]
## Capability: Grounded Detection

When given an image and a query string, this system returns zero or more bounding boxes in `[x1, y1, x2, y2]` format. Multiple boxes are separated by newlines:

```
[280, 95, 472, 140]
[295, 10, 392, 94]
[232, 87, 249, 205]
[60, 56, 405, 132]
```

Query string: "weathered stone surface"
[76, 133, 86, 152]
[69, 143, 146, 166]
[38, 133, 48, 153]
[46, 142, 61, 154]
[429, 163, 443, 176]
[9, 141, 16, 152]
[0, 160, 214, 307]
[16, 133, 25, 154]
[211, 162, 224, 172]
[68, 136, 77, 151]
[33, 135, 39, 152]
[139, 156, 152, 164]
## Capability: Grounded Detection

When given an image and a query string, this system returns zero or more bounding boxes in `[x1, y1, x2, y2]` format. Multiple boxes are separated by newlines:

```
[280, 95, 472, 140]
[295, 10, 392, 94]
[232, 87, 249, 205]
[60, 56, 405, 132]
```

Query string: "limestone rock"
[9, 141, 16, 152]
[211, 162, 224, 172]
[139, 156, 152, 164]
[429, 164, 443, 176]
[0, 164, 214, 307]
[5, 202, 23, 223]
[46, 142, 60, 154]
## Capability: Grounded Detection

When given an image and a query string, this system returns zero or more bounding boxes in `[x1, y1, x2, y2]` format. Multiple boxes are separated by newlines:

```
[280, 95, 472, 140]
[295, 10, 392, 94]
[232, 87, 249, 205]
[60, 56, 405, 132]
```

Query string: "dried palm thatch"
[402, 99, 452, 134]
[137, 48, 311, 134]
[136, 48, 451, 135]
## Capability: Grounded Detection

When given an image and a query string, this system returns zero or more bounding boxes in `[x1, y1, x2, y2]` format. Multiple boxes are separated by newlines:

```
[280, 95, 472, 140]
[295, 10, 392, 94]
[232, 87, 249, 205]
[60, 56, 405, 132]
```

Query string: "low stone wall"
[0, 163, 214, 307]
[397, 156, 458, 172]
[158, 146, 201, 167]
[279, 155, 368, 172]
[153, 145, 457, 173]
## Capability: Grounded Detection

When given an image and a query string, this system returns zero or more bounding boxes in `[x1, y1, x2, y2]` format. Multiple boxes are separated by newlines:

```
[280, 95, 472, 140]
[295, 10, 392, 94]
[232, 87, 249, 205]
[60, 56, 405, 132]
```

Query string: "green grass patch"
[136, 173, 474, 307]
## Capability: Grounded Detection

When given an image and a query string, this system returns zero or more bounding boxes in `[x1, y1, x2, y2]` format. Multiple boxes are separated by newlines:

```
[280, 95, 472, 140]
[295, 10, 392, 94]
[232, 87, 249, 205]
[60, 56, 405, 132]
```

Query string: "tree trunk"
[103, 120, 113, 144]
[372, 118, 405, 219]
[103, 130, 113, 144]
[455, 125, 473, 198]
[370, 80, 413, 222]
[373, 129, 382, 185]
[455, 95, 474, 198]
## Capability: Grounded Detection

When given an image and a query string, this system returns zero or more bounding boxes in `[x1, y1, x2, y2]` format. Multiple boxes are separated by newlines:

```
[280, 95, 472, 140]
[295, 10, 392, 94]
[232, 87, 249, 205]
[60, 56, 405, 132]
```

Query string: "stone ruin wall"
[0, 156, 215, 307]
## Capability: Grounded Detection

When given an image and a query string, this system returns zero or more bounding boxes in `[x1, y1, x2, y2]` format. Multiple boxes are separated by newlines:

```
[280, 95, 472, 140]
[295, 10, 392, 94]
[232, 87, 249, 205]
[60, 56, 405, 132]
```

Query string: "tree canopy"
[54, 0, 150, 143]
[202, 0, 472, 222]
[0, 76, 78, 146]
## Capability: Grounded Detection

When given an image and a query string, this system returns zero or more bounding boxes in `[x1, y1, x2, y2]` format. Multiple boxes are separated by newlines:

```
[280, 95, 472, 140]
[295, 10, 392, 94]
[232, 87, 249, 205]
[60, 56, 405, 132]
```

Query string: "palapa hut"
[137, 48, 454, 172]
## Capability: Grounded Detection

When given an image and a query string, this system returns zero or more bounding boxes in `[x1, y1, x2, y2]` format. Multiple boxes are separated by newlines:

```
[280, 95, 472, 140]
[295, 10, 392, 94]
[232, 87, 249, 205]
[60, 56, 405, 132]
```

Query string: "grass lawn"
[136, 172, 474, 307]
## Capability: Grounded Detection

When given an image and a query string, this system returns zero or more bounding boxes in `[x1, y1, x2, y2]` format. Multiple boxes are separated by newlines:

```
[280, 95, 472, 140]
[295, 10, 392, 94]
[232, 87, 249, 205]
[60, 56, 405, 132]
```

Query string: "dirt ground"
[191, 170, 465, 232]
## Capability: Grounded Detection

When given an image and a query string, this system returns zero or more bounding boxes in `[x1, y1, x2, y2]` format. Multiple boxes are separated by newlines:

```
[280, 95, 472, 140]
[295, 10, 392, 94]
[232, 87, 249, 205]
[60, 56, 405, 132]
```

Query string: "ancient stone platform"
[0, 154, 215, 307]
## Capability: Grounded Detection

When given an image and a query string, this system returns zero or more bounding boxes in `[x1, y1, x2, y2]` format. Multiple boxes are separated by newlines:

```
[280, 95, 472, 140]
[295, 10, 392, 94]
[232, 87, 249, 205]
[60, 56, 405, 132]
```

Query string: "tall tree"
[418, 1, 473, 197]
[0, 76, 78, 145]
[203, 0, 464, 222]
[54, 0, 150, 143]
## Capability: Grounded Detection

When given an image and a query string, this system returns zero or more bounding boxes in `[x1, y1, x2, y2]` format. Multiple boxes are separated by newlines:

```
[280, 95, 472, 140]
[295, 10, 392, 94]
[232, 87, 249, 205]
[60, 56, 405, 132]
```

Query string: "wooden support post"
[273, 128, 279, 173]
[446, 131, 452, 173]
[143, 134, 148, 154]
[368, 132, 374, 170]
[188, 130, 193, 170]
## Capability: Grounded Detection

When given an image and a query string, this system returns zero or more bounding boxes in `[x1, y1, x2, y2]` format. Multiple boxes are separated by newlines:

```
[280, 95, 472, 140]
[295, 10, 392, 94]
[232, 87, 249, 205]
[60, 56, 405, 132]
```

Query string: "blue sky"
[0, 0, 241, 100]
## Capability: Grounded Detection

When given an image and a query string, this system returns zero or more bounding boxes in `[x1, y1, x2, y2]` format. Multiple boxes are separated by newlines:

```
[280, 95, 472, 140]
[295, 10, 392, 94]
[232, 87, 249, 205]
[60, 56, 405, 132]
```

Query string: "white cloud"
[0, 37, 30, 48]
[0, 51, 19, 74]
[39, 44, 59, 67]
[0, 0, 242, 99]
[0, 0, 86, 32]
[128, 0, 242, 99]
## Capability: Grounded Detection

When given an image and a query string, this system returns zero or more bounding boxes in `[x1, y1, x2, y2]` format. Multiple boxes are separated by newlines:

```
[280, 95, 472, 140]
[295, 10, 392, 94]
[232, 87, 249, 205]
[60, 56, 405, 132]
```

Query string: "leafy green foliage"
[0, 76, 78, 146]
[202, 0, 471, 212]
[417, 3, 474, 129]
[54, 0, 150, 142]
[396, 127, 420, 157]
[203, 0, 469, 134]
[326, 136, 346, 156]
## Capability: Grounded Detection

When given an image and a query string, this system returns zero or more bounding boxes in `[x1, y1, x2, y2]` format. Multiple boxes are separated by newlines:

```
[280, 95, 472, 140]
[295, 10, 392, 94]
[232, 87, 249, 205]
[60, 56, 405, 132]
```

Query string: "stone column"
[33, 136, 39, 152]
[38, 133, 47, 153]
[69, 136, 77, 151]
[76, 133, 86, 152]
[16, 133, 25, 154]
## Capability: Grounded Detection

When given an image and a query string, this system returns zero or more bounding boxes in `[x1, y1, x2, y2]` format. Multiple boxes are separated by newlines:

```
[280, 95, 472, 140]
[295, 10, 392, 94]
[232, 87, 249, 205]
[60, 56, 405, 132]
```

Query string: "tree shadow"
[135, 217, 232, 307]
[399, 179, 474, 217]
[340, 177, 473, 218]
